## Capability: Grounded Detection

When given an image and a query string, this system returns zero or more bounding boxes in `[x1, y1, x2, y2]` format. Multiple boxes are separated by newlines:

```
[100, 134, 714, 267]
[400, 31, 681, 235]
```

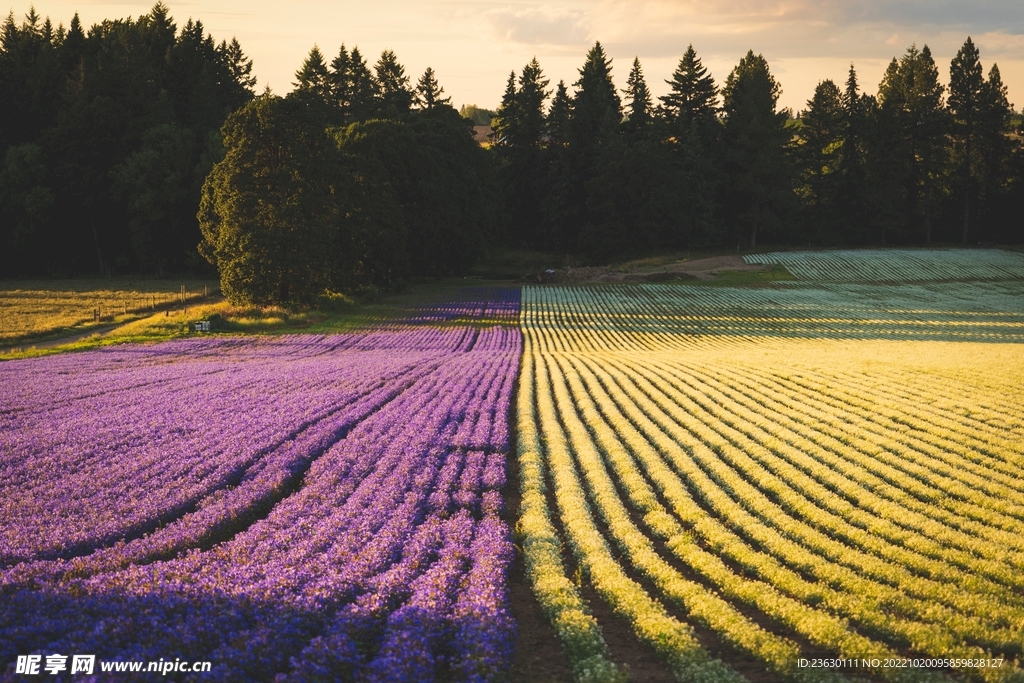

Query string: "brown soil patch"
[662, 255, 765, 280]
[518, 256, 764, 284]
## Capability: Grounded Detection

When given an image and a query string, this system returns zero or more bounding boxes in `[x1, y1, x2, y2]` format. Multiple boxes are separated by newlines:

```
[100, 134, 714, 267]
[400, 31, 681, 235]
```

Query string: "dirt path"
[0, 323, 128, 354]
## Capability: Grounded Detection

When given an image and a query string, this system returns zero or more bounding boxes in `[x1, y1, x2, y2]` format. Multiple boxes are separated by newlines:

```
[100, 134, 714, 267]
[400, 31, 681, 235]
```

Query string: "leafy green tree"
[374, 49, 413, 117]
[975, 63, 1014, 240]
[199, 95, 343, 305]
[336, 107, 498, 281]
[459, 104, 495, 126]
[721, 50, 792, 248]
[112, 124, 199, 273]
[414, 67, 451, 109]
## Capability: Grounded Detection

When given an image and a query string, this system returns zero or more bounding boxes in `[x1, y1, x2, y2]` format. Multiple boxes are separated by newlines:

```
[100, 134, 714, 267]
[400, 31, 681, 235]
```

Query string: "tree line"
[197, 43, 497, 304]
[495, 40, 1023, 258]
[0, 3, 255, 277]
[2, 4, 1023, 303]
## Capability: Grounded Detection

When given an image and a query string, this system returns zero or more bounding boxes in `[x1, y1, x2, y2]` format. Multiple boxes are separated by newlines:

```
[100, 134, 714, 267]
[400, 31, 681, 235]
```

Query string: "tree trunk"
[924, 215, 932, 245]
[750, 213, 758, 250]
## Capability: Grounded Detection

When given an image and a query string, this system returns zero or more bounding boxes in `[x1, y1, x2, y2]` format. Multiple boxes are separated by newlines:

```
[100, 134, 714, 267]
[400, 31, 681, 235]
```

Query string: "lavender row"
[1, 326, 521, 682]
[0, 326, 492, 567]
[408, 287, 521, 324]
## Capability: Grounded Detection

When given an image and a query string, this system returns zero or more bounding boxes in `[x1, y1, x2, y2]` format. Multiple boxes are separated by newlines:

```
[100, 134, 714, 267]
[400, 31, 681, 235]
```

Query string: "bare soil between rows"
[519, 255, 766, 284]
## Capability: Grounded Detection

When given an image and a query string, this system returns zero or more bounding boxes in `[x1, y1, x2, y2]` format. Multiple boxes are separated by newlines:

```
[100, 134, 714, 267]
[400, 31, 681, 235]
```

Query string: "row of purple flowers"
[1, 324, 520, 681]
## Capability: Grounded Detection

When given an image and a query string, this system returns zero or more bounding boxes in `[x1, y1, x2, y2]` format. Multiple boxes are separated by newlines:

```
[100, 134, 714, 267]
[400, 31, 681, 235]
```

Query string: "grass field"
[0, 279, 219, 346]
[518, 280, 1024, 682]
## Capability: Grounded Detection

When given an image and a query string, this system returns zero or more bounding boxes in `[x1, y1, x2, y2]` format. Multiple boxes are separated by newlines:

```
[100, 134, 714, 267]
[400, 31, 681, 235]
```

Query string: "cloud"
[486, 5, 591, 46]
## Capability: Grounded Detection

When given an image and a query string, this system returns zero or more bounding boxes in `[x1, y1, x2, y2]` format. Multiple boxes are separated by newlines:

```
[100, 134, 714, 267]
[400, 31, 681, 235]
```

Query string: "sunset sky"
[13, 0, 1024, 114]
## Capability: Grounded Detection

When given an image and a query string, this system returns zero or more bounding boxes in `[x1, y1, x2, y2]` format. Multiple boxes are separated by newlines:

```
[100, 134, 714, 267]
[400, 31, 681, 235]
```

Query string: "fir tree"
[374, 49, 412, 117]
[622, 57, 652, 130]
[570, 41, 620, 146]
[546, 80, 571, 145]
[797, 79, 844, 242]
[721, 50, 791, 249]
[294, 45, 331, 104]
[347, 47, 377, 121]
[413, 67, 450, 109]
[949, 37, 985, 241]
[660, 45, 717, 129]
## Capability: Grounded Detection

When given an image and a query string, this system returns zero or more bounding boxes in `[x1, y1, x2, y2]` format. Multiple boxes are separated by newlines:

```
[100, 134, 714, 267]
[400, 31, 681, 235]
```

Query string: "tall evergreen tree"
[546, 80, 571, 145]
[660, 44, 718, 130]
[328, 43, 352, 118]
[413, 66, 451, 109]
[347, 47, 377, 121]
[293, 45, 330, 104]
[877, 44, 948, 243]
[976, 63, 1014, 239]
[948, 37, 985, 242]
[493, 59, 549, 247]
[570, 41, 620, 146]
[374, 49, 412, 117]
[721, 50, 791, 248]
[796, 80, 844, 242]
[836, 64, 871, 242]
[622, 57, 652, 130]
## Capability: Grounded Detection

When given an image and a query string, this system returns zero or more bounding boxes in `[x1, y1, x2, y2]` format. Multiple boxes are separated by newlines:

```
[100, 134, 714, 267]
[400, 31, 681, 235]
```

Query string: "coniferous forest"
[2, 4, 1023, 304]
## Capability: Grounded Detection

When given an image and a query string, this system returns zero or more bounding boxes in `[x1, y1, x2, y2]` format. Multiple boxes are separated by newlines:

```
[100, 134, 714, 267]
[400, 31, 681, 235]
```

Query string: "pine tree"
[329, 43, 352, 116]
[797, 79, 844, 242]
[348, 47, 377, 121]
[721, 50, 791, 249]
[622, 57, 652, 129]
[546, 80, 571, 145]
[977, 63, 1013, 235]
[414, 67, 451, 109]
[294, 45, 331, 104]
[948, 37, 985, 242]
[570, 41, 620, 146]
[492, 72, 517, 147]
[660, 44, 718, 130]
[878, 44, 948, 243]
[517, 57, 549, 146]
[374, 49, 412, 117]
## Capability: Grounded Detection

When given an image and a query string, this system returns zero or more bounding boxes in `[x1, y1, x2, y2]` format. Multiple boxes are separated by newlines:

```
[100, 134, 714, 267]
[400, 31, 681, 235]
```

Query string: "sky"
[12, 0, 1024, 114]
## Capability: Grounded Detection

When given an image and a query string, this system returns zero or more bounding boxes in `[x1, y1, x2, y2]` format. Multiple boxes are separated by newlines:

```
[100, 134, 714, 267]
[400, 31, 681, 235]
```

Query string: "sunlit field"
[518, 279, 1024, 682]
[0, 279, 218, 346]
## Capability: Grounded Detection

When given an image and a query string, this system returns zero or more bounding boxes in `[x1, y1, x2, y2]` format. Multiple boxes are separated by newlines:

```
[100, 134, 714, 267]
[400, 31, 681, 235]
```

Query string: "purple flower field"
[0, 319, 521, 681]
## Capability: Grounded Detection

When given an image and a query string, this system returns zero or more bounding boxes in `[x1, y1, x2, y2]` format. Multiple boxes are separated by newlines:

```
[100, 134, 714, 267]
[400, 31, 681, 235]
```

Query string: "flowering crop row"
[407, 287, 521, 325]
[520, 283, 1024, 682]
[744, 248, 1024, 282]
[1, 325, 521, 681]
[521, 282, 1024, 353]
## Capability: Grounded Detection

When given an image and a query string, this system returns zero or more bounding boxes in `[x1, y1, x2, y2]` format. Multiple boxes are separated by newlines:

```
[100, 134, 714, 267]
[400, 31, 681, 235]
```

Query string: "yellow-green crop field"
[0, 279, 218, 346]
[517, 281, 1024, 682]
